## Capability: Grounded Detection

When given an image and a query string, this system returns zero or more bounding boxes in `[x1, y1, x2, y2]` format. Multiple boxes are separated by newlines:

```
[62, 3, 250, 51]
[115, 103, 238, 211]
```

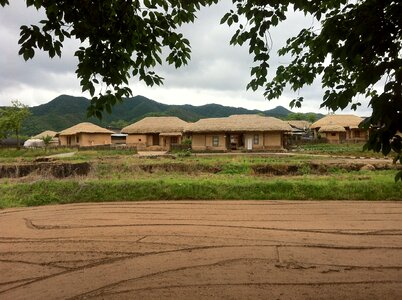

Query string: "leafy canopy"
[0, 100, 32, 147]
[0, 0, 401, 178]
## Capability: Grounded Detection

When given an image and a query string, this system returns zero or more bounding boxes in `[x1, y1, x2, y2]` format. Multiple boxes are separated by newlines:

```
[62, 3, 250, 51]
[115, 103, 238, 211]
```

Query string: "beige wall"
[59, 133, 111, 147]
[127, 134, 182, 150]
[191, 133, 227, 151]
[126, 134, 148, 147]
[322, 132, 341, 143]
[79, 133, 111, 146]
[191, 134, 207, 151]
[191, 132, 285, 151]
[349, 129, 368, 141]
[263, 132, 282, 149]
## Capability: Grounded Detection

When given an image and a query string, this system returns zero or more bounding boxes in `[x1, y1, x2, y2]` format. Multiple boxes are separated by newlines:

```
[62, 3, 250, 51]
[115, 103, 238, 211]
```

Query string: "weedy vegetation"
[0, 145, 401, 208]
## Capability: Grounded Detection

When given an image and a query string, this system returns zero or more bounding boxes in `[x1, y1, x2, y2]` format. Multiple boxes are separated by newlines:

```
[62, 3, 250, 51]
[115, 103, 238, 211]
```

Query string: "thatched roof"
[310, 115, 363, 129]
[318, 125, 346, 132]
[287, 120, 311, 130]
[186, 115, 292, 133]
[121, 117, 188, 134]
[58, 122, 114, 136]
[32, 130, 57, 139]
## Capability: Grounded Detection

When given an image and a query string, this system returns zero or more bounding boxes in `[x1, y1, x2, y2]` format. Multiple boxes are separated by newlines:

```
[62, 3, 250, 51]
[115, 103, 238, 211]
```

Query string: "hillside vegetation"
[21, 95, 324, 136]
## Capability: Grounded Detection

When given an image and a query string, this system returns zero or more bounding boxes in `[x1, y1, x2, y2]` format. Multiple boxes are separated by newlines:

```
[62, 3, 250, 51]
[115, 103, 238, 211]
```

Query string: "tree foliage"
[223, 0, 401, 180]
[1, 0, 401, 179]
[41, 135, 53, 151]
[0, 0, 218, 118]
[0, 100, 32, 148]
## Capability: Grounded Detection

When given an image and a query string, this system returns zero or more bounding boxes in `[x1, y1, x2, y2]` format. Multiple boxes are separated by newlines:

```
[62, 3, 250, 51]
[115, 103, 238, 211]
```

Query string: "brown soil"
[0, 201, 401, 299]
[0, 162, 91, 178]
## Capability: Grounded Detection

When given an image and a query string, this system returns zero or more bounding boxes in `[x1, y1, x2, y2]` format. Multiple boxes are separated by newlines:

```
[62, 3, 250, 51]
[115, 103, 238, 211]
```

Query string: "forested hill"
[22, 94, 323, 136]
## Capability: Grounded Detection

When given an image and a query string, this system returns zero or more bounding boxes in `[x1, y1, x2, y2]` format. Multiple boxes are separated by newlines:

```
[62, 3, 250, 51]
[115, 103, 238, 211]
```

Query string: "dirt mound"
[0, 162, 91, 178]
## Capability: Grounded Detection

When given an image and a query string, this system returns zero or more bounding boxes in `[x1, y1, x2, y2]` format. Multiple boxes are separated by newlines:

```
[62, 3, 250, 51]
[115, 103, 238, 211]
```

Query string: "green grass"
[295, 142, 389, 158]
[0, 147, 75, 161]
[1, 150, 401, 208]
[0, 171, 400, 208]
[0, 147, 137, 163]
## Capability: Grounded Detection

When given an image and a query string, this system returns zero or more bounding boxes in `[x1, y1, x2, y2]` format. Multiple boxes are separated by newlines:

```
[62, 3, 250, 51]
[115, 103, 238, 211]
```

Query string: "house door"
[152, 134, 159, 145]
[247, 137, 253, 150]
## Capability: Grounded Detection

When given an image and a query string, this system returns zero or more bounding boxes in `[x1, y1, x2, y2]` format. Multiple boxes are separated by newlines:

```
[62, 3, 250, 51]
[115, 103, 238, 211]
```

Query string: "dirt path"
[0, 201, 401, 299]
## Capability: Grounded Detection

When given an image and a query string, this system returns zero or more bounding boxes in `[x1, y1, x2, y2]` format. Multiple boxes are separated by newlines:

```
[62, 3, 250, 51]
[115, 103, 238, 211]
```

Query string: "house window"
[212, 136, 219, 147]
[354, 131, 360, 138]
[76, 136, 79, 143]
[171, 137, 178, 144]
[331, 133, 336, 136]
[253, 134, 259, 145]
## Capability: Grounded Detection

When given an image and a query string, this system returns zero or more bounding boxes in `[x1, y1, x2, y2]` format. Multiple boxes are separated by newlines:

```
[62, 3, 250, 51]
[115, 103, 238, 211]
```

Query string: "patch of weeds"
[219, 164, 250, 175]
[298, 164, 311, 175]
[328, 167, 342, 174]
[175, 150, 192, 157]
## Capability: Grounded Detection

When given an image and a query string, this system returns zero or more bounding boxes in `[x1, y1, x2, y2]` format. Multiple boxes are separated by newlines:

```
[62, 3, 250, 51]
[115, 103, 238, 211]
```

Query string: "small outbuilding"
[27, 130, 59, 147]
[186, 115, 292, 151]
[121, 117, 188, 150]
[287, 120, 312, 141]
[310, 115, 368, 143]
[58, 122, 113, 147]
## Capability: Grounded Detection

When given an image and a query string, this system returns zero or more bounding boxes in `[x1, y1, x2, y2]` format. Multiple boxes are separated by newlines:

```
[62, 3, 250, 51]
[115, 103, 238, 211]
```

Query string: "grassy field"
[0, 147, 137, 163]
[294, 142, 389, 158]
[0, 145, 401, 208]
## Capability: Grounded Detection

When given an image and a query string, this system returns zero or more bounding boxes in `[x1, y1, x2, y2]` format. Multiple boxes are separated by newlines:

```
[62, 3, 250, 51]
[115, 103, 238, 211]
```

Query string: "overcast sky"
[0, 0, 372, 116]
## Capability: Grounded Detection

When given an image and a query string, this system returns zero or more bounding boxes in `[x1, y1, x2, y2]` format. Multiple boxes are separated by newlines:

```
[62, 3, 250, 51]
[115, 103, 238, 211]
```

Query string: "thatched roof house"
[186, 115, 292, 133]
[186, 115, 291, 151]
[310, 115, 367, 143]
[32, 130, 57, 139]
[25, 130, 59, 148]
[58, 122, 114, 136]
[58, 122, 113, 147]
[318, 124, 346, 133]
[122, 117, 189, 150]
[311, 115, 363, 130]
[122, 117, 188, 134]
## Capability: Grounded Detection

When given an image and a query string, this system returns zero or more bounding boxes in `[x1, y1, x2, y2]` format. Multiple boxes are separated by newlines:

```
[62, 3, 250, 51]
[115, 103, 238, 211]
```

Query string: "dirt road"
[0, 201, 401, 299]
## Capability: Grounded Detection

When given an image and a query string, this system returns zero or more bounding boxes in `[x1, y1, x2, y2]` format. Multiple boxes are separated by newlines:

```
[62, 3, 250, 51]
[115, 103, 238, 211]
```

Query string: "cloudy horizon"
[0, 1, 373, 117]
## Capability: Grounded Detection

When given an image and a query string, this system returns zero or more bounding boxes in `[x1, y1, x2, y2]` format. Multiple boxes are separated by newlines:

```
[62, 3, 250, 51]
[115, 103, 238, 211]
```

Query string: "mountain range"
[22, 95, 323, 136]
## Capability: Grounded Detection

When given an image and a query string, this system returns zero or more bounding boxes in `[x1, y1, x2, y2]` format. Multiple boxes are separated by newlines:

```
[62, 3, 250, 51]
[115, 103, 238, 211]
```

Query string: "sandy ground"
[0, 201, 401, 300]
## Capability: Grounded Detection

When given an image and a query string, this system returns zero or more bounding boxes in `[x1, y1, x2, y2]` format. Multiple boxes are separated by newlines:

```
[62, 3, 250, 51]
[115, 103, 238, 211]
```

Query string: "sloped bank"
[0, 162, 91, 178]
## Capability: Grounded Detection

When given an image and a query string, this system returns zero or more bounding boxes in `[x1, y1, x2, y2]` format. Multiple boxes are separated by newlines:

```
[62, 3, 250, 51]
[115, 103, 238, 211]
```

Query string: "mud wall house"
[57, 123, 113, 147]
[186, 115, 292, 151]
[310, 115, 368, 144]
[121, 117, 188, 151]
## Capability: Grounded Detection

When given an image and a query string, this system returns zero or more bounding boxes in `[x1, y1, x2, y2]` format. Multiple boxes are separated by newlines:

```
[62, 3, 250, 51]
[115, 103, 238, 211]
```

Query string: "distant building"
[57, 122, 113, 147]
[122, 117, 188, 151]
[186, 115, 292, 151]
[25, 130, 59, 147]
[287, 120, 312, 141]
[310, 115, 368, 143]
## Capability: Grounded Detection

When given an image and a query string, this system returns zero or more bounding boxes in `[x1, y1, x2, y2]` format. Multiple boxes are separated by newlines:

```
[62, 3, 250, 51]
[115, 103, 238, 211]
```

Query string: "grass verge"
[1, 172, 400, 208]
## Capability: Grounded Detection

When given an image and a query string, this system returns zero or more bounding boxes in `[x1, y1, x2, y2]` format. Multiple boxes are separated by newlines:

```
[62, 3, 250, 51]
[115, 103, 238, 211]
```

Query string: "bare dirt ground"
[0, 201, 402, 300]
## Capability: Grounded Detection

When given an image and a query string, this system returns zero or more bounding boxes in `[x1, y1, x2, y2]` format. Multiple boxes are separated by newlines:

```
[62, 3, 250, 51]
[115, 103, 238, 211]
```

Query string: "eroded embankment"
[0, 160, 399, 179]
[0, 162, 91, 178]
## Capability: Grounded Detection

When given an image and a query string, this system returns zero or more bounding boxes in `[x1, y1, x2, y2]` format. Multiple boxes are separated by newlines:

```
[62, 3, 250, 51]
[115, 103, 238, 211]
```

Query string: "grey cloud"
[0, 1, 373, 117]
